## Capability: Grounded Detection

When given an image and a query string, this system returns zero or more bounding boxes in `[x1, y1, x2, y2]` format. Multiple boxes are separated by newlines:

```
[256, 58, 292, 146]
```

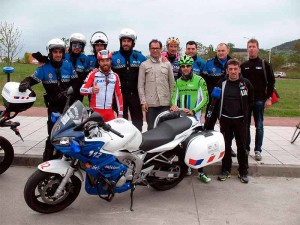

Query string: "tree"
[227, 42, 235, 55]
[0, 21, 23, 65]
[271, 54, 285, 70]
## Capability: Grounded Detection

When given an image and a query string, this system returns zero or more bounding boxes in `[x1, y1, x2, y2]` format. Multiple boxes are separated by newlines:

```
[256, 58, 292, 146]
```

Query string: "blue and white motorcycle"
[24, 98, 225, 214]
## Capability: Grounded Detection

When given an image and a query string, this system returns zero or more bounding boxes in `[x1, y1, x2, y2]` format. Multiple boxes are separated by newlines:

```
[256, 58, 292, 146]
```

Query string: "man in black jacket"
[241, 39, 275, 161]
[216, 59, 254, 183]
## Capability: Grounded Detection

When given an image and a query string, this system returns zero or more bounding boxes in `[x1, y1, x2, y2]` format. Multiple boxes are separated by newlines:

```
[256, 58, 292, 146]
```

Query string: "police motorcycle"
[0, 82, 36, 174]
[24, 88, 225, 214]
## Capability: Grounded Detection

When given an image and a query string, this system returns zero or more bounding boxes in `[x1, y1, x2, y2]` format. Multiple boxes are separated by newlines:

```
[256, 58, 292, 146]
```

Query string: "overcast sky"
[1, 0, 299, 57]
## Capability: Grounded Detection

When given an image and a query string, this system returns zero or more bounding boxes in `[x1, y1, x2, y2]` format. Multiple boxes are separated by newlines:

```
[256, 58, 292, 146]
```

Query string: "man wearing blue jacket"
[111, 28, 147, 131]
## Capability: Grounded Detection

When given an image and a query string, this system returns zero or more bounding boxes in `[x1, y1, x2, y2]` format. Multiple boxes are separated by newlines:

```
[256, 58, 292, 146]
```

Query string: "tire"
[0, 136, 14, 174]
[146, 148, 188, 191]
[24, 170, 82, 214]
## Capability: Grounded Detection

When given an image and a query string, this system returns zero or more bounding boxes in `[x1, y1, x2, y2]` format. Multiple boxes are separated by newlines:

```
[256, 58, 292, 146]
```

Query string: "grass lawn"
[1, 63, 300, 117]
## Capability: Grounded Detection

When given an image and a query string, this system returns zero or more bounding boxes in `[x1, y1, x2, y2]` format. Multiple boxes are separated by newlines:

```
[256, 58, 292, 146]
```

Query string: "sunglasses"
[181, 65, 192, 68]
[72, 43, 83, 48]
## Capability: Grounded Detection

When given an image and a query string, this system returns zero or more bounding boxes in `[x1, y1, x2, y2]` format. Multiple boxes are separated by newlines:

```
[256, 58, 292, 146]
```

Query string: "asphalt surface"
[0, 166, 299, 225]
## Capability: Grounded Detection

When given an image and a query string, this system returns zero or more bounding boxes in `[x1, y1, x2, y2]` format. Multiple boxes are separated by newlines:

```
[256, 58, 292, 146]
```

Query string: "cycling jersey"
[80, 69, 123, 118]
[171, 74, 208, 124]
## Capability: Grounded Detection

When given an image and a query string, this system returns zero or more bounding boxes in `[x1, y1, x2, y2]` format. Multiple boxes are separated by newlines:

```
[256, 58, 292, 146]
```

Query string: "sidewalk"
[1, 107, 300, 177]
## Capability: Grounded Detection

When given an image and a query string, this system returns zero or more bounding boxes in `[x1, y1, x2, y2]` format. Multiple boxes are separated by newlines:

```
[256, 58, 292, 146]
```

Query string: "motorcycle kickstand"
[130, 182, 135, 211]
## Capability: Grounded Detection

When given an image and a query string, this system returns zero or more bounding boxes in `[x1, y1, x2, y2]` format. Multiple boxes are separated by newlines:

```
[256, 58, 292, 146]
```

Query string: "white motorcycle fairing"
[37, 160, 84, 181]
[184, 130, 225, 169]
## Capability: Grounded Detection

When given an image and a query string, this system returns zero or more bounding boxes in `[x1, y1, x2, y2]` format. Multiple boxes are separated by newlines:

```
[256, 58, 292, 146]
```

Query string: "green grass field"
[1, 63, 300, 117]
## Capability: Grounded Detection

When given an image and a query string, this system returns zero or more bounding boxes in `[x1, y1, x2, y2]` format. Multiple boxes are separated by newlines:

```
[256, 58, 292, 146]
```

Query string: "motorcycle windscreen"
[50, 100, 88, 140]
[184, 131, 225, 169]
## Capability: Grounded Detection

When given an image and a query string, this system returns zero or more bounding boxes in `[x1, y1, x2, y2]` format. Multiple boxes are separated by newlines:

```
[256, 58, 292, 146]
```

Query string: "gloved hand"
[32, 52, 49, 63]
[19, 82, 30, 92]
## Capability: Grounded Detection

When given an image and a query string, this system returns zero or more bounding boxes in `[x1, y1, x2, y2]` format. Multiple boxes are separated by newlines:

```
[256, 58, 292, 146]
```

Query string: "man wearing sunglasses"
[81, 50, 123, 122]
[162, 37, 181, 80]
[170, 55, 210, 182]
[65, 33, 90, 101]
[138, 39, 174, 130]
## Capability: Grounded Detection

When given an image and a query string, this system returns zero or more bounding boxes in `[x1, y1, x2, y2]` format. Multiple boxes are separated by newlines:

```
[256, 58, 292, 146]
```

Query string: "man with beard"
[111, 28, 147, 131]
[80, 50, 123, 121]
[65, 33, 90, 101]
[18, 38, 79, 161]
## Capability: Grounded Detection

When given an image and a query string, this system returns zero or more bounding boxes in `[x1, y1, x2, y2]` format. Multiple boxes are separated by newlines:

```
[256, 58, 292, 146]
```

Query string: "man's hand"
[265, 99, 272, 108]
[182, 108, 194, 115]
[19, 82, 30, 92]
[92, 83, 99, 94]
[162, 56, 168, 63]
[142, 103, 148, 112]
[170, 105, 179, 111]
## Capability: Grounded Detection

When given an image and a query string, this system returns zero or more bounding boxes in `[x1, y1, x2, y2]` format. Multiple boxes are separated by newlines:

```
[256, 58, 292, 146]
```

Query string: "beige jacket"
[138, 57, 174, 107]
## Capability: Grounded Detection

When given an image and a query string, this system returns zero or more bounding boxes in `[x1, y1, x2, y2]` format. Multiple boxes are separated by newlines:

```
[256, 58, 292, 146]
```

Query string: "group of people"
[18, 28, 275, 184]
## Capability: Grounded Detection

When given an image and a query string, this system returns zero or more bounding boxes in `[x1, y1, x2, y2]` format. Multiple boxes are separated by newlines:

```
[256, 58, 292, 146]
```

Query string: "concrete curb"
[12, 154, 300, 178]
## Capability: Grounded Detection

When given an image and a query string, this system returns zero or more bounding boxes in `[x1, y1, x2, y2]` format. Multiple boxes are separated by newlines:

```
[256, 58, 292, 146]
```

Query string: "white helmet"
[46, 38, 66, 54]
[69, 33, 87, 46]
[90, 31, 108, 45]
[119, 28, 137, 44]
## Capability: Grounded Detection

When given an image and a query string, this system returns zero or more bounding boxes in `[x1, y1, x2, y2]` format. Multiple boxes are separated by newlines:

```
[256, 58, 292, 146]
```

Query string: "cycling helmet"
[166, 37, 180, 46]
[119, 28, 137, 44]
[46, 38, 66, 54]
[97, 50, 112, 60]
[90, 31, 108, 46]
[178, 55, 194, 66]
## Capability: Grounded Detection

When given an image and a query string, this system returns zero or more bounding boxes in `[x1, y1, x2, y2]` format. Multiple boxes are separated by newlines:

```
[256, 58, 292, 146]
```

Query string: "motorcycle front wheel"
[24, 170, 82, 214]
[0, 136, 14, 174]
[146, 149, 188, 191]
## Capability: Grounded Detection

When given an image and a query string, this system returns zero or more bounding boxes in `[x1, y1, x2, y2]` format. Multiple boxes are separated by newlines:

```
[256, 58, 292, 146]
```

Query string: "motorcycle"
[0, 82, 36, 174]
[24, 99, 225, 214]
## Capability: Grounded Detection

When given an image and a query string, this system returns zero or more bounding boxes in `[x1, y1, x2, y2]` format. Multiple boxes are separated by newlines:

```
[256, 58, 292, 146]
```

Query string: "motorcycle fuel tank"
[104, 118, 142, 152]
[184, 130, 225, 169]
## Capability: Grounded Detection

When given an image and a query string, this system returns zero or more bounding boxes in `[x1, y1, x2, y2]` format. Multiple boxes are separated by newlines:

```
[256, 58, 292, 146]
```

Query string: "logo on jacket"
[212, 67, 216, 73]
[117, 59, 120, 64]
[48, 73, 53, 79]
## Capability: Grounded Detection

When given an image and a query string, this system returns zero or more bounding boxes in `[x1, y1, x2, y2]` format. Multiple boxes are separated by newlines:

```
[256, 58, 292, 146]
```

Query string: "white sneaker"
[255, 151, 262, 161]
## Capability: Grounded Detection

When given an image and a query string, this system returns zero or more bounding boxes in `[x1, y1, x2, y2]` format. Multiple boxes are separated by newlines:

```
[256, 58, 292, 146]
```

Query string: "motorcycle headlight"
[52, 137, 72, 146]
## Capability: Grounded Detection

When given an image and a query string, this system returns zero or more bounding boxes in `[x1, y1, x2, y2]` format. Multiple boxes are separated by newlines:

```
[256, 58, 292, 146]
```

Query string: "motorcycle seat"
[140, 117, 192, 151]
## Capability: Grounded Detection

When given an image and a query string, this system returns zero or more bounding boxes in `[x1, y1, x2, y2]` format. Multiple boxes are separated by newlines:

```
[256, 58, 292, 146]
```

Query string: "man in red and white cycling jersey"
[80, 50, 123, 121]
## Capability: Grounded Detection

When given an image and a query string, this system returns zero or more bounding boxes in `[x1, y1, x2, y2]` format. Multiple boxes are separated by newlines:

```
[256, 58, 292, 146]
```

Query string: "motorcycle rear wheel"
[24, 170, 81, 214]
[0, 136, 14, 174]
[146, 150, 188, 191]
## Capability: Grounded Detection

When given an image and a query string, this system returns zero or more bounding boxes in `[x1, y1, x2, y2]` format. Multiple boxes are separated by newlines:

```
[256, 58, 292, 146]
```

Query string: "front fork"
[53, 159, 79, 198]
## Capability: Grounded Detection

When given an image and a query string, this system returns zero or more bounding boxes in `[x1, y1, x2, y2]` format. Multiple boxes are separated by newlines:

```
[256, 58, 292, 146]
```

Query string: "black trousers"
[219, 116, 249, 175]
[146, 106, 170, 130]
[204, 96, 219, 130]
[122, 91, 143, 131]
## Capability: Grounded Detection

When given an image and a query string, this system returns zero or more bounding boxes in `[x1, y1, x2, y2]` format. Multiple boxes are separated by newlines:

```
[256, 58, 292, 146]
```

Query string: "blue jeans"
[247, 100, 265, 153]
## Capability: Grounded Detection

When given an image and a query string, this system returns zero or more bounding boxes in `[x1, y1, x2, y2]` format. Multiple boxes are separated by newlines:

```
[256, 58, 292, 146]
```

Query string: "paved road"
[0, 166, 299, 225]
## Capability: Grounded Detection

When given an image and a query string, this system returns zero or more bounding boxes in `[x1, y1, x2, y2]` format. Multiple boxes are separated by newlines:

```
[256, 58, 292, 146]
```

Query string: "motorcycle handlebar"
[102, 124, 124, 138]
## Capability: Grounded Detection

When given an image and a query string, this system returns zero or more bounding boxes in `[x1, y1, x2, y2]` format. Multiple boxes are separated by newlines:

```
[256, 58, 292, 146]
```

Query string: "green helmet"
[178, 55, 194, 67]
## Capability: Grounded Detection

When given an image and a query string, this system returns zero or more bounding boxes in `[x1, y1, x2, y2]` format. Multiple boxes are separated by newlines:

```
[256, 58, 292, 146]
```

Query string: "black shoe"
[231, 149, 237, 157]
[238, 173, 249, 183]
[218, 170, 231, 181]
